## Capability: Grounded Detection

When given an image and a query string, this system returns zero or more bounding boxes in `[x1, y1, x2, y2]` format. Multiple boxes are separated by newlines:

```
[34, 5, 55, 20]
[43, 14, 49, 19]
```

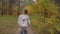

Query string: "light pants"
[19, 27, 28, 34]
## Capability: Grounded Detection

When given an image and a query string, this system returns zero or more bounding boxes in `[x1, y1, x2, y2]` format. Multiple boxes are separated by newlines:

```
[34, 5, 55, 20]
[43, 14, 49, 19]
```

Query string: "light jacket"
[18, 14, 30, 27]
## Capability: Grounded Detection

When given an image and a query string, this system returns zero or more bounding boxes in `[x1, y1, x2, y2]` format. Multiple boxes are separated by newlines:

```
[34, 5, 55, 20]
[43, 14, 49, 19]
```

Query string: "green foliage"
[23, 0, 59, 34]
[30, 14, 60, 34]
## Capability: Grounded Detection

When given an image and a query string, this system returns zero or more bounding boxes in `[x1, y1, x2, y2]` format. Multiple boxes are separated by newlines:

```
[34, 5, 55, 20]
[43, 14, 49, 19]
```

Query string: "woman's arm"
[18, 15, 20, 27]
[27, 16, 30, 27]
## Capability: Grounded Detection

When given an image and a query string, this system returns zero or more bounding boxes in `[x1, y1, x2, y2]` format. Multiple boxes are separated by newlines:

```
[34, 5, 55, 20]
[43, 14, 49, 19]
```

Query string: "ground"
[15, 27, 34, 34]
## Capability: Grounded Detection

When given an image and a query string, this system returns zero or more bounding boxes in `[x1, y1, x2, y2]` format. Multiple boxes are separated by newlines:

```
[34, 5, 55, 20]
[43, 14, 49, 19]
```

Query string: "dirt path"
[15, 27, 34, 34]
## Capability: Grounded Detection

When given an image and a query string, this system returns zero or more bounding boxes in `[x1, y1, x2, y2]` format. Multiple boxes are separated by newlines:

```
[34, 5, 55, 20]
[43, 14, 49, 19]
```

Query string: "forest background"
[0, 0, 60, 34]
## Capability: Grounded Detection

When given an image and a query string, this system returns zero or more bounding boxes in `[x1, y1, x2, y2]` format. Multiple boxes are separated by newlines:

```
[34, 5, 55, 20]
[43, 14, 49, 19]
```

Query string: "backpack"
[20, 17, 29, 27]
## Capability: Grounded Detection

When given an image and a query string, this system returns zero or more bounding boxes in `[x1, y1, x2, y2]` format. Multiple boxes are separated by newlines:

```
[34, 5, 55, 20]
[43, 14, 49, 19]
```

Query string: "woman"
[18, 10, 30, 34]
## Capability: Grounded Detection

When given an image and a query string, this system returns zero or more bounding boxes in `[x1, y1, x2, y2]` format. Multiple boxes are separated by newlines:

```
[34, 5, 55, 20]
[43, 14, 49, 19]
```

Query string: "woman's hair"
[24, 10, 28, 14]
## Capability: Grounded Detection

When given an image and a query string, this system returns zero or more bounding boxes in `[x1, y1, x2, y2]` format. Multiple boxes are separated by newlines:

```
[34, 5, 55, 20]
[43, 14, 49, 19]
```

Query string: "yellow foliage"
[24, 5, 37, 15]
[46, 4, 58, 15]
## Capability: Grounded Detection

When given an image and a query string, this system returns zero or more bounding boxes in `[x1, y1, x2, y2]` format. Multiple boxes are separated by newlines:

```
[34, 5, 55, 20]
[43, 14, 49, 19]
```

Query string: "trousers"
[19, 27, 28, 34]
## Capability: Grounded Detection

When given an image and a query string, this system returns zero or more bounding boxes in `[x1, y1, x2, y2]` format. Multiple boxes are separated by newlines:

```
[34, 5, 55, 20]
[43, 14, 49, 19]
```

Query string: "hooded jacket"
[18, 14, 30, 27]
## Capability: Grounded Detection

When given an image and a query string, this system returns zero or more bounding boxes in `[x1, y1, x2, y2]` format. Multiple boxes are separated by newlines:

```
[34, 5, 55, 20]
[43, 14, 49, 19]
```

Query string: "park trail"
[14, 27, 34, 34]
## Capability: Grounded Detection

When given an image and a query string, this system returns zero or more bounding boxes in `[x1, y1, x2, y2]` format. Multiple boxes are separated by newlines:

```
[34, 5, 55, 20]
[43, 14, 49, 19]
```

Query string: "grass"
[0, 16, 18, 34]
